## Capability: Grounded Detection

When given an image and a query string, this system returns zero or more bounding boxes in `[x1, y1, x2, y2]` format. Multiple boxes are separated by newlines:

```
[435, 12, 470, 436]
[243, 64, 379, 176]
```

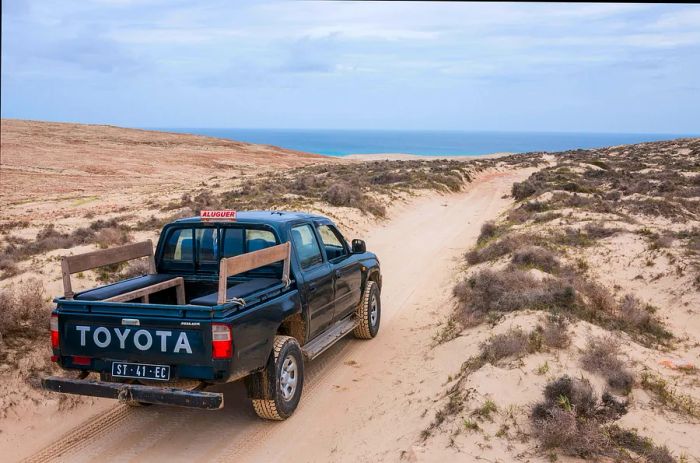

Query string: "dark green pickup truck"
[44, 210, 381, 420]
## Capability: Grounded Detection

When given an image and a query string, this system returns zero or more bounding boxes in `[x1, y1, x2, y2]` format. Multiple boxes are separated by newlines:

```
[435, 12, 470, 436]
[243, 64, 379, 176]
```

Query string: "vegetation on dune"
[0, 155, 544, 281]
[531, 375, 676, 463]
[426, 138, 698, 460]
[446, 138, 700, 346]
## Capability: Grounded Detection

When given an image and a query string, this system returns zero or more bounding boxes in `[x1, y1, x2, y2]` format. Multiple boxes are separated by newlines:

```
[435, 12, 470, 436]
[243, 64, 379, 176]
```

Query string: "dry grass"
[640, 372, 700, 419]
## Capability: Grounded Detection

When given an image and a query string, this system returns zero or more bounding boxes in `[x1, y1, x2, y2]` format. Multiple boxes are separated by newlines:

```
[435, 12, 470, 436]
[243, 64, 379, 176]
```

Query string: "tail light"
[50, 314, 59, 349]
[211, 324, 232, 359]
[72, 355, 92, 366]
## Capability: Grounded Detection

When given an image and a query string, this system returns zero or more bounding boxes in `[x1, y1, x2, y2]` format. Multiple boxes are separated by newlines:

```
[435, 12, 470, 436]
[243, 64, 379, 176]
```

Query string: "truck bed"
[72, 274, 285, 308]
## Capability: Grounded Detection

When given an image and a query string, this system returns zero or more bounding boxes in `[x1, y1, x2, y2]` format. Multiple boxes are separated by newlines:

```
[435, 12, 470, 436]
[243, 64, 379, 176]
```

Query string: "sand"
[3, 121, 698, 462]
[4, 168, 534, 462]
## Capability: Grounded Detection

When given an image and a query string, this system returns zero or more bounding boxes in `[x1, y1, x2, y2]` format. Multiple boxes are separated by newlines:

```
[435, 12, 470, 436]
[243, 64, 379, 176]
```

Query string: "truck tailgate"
[59, 312, 210, 365]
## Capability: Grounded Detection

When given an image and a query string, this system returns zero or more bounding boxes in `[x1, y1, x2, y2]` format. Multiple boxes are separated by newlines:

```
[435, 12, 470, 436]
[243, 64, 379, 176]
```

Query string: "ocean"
[160, 128, 695, 157]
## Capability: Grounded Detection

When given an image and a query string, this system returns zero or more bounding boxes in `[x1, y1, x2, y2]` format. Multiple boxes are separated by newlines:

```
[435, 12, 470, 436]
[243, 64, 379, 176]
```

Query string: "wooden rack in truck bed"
[43, 210, 382, 420]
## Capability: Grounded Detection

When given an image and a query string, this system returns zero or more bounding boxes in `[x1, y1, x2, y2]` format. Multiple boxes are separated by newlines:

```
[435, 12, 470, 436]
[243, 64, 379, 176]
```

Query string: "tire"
[251, 335, 304, 420]
[353, 280, 380, 339]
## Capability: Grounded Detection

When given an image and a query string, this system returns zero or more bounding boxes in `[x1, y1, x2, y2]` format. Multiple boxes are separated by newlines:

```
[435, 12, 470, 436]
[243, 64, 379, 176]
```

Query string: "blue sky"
[2, 1, 699, 133]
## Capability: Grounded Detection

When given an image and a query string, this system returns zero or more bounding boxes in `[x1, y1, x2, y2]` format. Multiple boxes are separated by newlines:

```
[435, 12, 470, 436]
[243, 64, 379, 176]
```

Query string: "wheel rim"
[369, 294, 378, 327]
[280, 354, 298, 401]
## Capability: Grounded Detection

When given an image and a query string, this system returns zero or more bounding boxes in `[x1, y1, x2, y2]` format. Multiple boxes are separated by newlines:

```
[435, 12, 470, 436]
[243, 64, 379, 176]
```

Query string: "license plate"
[111, 362, 171, 381]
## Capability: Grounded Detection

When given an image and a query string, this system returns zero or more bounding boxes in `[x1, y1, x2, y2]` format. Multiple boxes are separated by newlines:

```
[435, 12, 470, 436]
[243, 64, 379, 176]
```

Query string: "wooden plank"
[175, 282, 186, 305]
[224, 242, 290, 277]
[63, 240, 154, 274]
[61, 258, 74, 300]
[104, 277, 185, 303]
[217, 242, 291, 305]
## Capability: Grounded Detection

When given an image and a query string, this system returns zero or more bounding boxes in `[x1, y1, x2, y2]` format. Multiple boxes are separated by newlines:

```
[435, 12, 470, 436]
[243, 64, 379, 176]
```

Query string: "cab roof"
[172, 210, 329, 226]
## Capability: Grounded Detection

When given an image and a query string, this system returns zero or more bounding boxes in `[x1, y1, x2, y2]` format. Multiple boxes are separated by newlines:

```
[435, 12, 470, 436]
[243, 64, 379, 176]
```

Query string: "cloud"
[2, 1, 699, 132]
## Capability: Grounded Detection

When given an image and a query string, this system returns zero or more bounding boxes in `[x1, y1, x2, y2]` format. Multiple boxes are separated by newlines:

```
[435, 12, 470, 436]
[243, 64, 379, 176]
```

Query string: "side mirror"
[351, 239, 366, 254]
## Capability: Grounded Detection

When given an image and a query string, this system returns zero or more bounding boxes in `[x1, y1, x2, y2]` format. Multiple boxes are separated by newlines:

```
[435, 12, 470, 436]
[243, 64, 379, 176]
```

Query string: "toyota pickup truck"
[43, 210, 381, 420]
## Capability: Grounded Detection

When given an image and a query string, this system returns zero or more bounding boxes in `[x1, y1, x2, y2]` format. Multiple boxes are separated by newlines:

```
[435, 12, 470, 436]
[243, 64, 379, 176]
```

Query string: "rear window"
[160, 226, 278, 274]
[162, 228, 193, 264]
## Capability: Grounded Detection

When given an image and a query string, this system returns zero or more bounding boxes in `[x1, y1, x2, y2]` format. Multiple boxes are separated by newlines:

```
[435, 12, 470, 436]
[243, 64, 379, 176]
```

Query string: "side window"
[317, 225, 348, 261]
[162, 228, 194, 263]
[291, 224, 324, 270]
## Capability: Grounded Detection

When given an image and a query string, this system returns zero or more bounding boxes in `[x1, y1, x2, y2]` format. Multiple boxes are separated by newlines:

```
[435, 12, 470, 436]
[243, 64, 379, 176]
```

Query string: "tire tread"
[353, 281, 377, 339]
[251, 335, 294, 420]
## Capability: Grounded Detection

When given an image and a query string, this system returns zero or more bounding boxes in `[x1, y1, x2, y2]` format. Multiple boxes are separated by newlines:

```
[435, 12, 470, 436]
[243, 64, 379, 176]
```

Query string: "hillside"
[0, 119, 331, 204]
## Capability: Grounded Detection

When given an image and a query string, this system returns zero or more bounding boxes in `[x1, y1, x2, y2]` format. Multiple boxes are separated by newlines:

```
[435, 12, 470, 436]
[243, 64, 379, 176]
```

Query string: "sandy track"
[21, 169, 531, 463]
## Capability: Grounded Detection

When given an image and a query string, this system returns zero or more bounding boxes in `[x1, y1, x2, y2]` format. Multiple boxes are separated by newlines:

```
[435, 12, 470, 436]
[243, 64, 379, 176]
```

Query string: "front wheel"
[353, 280, 381, 339]
[251, 335, 304, 420]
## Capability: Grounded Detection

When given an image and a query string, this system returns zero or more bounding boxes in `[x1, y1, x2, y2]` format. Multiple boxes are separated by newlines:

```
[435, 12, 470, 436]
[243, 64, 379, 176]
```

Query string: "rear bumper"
[42, 376, 223, 410]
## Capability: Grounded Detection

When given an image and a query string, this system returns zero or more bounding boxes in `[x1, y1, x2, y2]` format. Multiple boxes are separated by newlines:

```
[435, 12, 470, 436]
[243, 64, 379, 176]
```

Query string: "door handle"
[308, 283, 318, 292]
[334, 269, 342, 278]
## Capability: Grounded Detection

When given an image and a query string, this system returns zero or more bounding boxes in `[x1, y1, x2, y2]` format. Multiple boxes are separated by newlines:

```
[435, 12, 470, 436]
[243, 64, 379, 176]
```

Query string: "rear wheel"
[251, 335, 304, 420]
[353, 280, 380, 339]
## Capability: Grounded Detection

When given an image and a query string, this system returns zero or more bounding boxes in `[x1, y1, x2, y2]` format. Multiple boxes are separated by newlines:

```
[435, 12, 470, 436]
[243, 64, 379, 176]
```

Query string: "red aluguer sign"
[201, 210, 237, 221]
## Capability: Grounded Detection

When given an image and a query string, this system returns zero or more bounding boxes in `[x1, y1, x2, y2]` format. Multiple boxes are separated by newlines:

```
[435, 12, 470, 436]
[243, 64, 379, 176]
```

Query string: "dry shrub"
[321, 183, 386, 217]
[453, 269, 575, 325]
[511, 246, 560, 273]
[0, 219, 128, 269]
[0, 258, 19, 278]
[532, 407, 608, 457]
[477, 221, 498, 243]
[583, 222, 620, 239]
[322, 182, 362, 207]
[95, 227, 132, 248]
[507, 207, 531, 223]
[530, 376, 648, 460]
[479, 328, 531, 363]
[541, 314, 570, 348]
[533, 212, 562, 223]
[465, 234, 527, 265]
[619, 294, 651, 327]
[121, 258, 152, 280]
[512, 180, 538, 200]
[606, 426, 676, 463]
[576, 279, 616, 314]
[540, 376, 598, 418]
[580, 336, 634, 393]
[0, 278, 51, 340]
[617, 294, 673, 344]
